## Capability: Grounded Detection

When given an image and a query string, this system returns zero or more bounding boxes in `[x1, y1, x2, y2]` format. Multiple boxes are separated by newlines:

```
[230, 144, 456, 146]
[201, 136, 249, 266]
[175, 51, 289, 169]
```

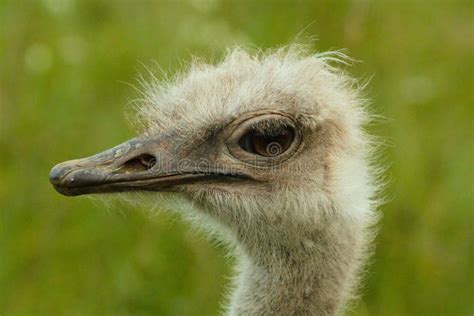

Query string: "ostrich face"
[50, 48, 367, 233]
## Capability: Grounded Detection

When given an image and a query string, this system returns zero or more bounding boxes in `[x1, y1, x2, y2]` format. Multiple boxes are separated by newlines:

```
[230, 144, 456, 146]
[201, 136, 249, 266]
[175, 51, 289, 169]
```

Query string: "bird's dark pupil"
[239, 127, 294, 157]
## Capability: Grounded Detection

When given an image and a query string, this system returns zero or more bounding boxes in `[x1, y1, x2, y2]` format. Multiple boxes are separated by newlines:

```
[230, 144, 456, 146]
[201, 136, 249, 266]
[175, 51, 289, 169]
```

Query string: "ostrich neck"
[226, 214, 362, 316]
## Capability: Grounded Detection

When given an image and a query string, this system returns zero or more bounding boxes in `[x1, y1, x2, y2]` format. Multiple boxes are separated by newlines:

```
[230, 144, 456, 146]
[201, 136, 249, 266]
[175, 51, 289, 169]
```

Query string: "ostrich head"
[50, 46, 378, 315]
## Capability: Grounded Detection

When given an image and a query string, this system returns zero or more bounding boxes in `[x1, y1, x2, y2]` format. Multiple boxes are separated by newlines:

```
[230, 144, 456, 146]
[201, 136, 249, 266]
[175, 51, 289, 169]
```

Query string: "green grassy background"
[1, 0, 472, 315]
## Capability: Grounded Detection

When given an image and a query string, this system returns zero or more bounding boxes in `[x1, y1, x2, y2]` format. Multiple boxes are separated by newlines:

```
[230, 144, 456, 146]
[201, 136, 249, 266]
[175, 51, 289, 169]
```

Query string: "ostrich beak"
[49, 137, 245, 196]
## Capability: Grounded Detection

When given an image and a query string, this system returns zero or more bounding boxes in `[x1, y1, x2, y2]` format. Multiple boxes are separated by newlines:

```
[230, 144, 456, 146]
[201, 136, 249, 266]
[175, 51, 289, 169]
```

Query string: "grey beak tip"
[49, 160, 108, 196]
[49, 163, 63, 185]
[49, 163, 75, 196]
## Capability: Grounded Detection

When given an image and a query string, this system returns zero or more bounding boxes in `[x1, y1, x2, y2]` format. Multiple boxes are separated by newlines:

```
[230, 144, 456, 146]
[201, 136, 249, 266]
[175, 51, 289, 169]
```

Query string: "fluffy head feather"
[129, 46, 381, 314]
[51, 45, 381, 315]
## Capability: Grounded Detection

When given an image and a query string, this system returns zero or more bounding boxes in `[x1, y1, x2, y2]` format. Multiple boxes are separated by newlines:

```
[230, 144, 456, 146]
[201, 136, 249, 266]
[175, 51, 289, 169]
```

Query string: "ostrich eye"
[238, 126, 295, 157]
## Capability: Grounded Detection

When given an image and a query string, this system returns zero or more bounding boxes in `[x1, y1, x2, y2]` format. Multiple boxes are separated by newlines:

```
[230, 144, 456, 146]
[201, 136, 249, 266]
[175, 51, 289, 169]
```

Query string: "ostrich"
[49, 46, 379, 316]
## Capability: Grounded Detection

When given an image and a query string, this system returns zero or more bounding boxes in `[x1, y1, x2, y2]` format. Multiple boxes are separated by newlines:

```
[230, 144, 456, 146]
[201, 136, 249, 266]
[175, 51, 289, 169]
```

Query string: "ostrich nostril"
[119, 154, 157, 173]
[140, 154, 157, 169]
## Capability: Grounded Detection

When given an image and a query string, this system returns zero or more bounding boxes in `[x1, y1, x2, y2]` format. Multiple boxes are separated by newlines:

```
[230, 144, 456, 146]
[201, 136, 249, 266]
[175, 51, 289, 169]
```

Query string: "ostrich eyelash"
[248, 120, 295, 136]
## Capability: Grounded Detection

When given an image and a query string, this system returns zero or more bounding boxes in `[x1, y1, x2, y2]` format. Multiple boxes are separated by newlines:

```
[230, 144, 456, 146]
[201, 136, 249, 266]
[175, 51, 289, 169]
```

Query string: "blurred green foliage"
[0, 0, 473, 315]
